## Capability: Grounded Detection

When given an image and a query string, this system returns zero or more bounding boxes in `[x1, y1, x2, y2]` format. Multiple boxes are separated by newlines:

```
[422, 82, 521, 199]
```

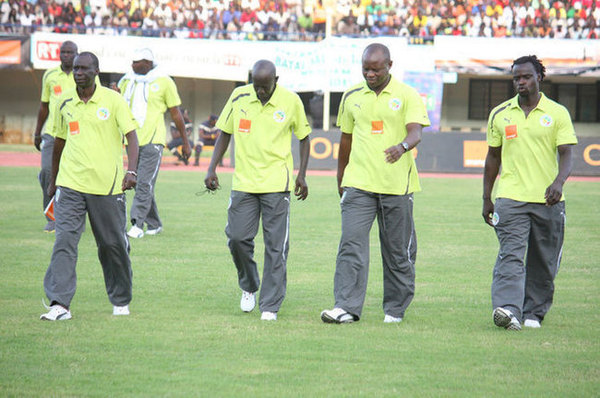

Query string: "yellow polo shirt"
[54, 85, 138, 195]
[337, 77, 430, 195]
[487, 93, 578, 203]
[118, 75, 181, 146]
[216, 84, 311, 193]
[40, 66, 76, 137]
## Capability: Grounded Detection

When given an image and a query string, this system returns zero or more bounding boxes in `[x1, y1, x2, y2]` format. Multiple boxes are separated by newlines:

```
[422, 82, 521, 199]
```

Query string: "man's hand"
[294, 175, 308, 200]
[34, 135, 42, 151]
[482, 198, 495, 226]
[204, 171, 220, 191]
[181, 142, 192, 160]
[122, 173, 137, 191]
[384, 144, 406, 163]
[544, 181, 563, 206]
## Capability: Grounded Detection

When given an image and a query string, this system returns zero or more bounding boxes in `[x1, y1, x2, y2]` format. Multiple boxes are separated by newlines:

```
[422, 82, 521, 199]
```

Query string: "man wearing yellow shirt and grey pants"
[40, 52, 139, 321]
[204, 60, 311, 321]
[33, 41, 77, 233]
[321, 43, 430, 324]
[483, 55, 577, 331]
[118, 48, 191, 239]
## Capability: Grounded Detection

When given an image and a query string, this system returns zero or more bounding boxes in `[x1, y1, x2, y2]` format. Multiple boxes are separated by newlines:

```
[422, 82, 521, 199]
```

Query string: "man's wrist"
[126, 170, 137, 177]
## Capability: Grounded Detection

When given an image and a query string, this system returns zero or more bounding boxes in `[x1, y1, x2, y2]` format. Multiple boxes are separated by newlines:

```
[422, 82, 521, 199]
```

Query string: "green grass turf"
[0, 167, 598, 397]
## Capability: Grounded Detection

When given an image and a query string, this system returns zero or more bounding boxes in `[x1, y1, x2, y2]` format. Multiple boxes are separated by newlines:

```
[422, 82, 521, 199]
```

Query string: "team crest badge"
[492, 212, 499, 226]
[540, 115, 553, 127]
[97, 107, 110, 120]
[150, 83, 160, 92]
[273, 110, 286, 122]
[389, 98, 401, 111]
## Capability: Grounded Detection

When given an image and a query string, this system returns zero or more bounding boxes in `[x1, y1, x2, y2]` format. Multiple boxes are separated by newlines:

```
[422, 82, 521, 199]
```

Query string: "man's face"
[362, 50, 392, 92]
[60, 42, 77, 69]
[73, 54, 98, 89]
[512, 62, 540, 97]
[253, 73, 276, 104]
[132, 59, 152, 75]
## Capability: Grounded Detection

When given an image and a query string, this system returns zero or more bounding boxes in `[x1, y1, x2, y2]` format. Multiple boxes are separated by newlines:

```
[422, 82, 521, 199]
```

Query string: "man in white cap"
[118, 48, 191, 238]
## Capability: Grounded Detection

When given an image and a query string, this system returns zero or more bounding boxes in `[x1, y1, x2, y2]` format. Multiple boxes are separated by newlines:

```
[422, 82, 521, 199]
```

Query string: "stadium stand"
[1, 0, 598, 40]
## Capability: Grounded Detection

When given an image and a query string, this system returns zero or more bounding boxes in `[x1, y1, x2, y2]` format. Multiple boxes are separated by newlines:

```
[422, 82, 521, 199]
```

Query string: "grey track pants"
[130, 144, 163, 230]
[225, 191, 291, 313]
[492, 198, 566, 323]
[38, 134, 54, 220]
[44, 186, 133, 308]
[334, 188, 417, 319]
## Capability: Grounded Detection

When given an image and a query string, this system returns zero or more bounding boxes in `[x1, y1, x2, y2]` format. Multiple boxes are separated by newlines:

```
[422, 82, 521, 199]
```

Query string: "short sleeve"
[336, 91, 355, 134]
[487, 109, 502, 147]
[40, 70, 51, 102]
[54, 99, 67, 140]
[115, 94, 139, 135]
[555, 106, 578, 146]
[404, 87, 430, 127]
[164, 77, 182, 109]
[292, 95, 311, 140]
[215, 91, 235, 135]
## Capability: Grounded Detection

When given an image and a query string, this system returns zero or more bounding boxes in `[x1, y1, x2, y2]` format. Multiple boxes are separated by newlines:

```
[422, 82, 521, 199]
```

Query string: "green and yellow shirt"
[216, 84, 311, 193]
[487, 93, 578, 203]
[54, 86, 138, 195]
[337, 77, 430, 195]
[40, 66, 76, 137]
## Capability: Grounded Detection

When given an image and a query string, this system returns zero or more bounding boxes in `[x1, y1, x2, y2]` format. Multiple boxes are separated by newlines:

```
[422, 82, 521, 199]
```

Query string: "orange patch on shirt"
[238, 119, 251, 133]
[69, 121, 80, 135]
[53, 85, 62, 96]
[371, 120, 384, 134]
[504, 124, 518, 139]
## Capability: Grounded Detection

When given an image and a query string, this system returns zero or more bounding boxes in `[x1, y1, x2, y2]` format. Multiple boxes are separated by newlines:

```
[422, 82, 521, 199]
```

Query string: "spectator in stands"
[194, 114, 220, 166]
[167, 108, 193, 164]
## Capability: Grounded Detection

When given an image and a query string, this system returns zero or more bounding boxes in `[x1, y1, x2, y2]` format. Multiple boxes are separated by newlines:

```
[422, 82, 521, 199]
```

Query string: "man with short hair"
[483, 55, 577, 331]
[40, 52, 139, 321]
[204, 60, 311, 321]
[118, 48, 191, 238]
[33, 41, 77, 233]
[321, 43, 430, 324]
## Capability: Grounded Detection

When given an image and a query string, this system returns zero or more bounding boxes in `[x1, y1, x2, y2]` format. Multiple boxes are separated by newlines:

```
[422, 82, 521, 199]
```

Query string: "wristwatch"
[400, 142, 410, 151]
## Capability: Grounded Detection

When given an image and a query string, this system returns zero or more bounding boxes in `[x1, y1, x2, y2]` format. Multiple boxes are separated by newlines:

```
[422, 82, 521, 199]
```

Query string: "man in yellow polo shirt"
[33, 41, 77, 233]
[483, 55, 577, 331]
[40, 52, 139, 321]
[204, 60, 311, 321]
[321, 43, 430, 324]
[118, 48, 191, 239]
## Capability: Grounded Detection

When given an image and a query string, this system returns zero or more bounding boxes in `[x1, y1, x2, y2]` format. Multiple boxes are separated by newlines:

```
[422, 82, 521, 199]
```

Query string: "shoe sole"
[320, 311, 354, 324]
[493, 308, 512, 328]
[40, 314, 72, 321]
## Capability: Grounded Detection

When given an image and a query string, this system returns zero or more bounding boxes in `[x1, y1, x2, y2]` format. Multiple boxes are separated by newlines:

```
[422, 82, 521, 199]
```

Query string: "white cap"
[132, 48, 154, 62]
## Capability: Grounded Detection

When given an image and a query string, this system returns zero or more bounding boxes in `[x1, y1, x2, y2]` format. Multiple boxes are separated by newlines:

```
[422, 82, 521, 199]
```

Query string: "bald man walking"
[205, 60, 311, 321]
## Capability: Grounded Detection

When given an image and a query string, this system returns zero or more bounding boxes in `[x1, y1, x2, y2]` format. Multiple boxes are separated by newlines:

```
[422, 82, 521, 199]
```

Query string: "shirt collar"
[361, 75, 395, 95]
[510, 92, 548, 112]
[74, 84, 101, 105]
[250, 84, 281, 107]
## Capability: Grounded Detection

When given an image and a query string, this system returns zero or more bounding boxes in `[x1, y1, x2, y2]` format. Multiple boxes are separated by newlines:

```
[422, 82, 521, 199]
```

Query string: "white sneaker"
[493, 307, 522, 331]
[320, 307, 355, 324]
[127, 225, 144, 238]
[240, 291, 256, 312]
[146, 226, 162, 235]
[383, 314, 403, 323]
[40, 304, 72, 321]
[113, 305, 130, 316]
[261, 311, 277, 321]
[524, 319, 541, 328]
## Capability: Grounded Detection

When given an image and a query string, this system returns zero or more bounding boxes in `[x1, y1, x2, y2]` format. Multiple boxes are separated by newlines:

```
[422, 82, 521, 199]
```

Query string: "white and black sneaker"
[493, 307, 521, 331]
[320, 307, 356, 324]
[40, 304, 72, 321]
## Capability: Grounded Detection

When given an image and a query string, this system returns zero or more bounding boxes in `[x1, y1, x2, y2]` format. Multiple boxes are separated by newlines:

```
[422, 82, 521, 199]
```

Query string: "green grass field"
[1, 166, 598, 397]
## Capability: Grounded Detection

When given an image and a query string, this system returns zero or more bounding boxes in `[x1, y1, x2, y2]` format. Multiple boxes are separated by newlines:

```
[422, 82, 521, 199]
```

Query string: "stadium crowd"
[1, 0, 599, 40]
